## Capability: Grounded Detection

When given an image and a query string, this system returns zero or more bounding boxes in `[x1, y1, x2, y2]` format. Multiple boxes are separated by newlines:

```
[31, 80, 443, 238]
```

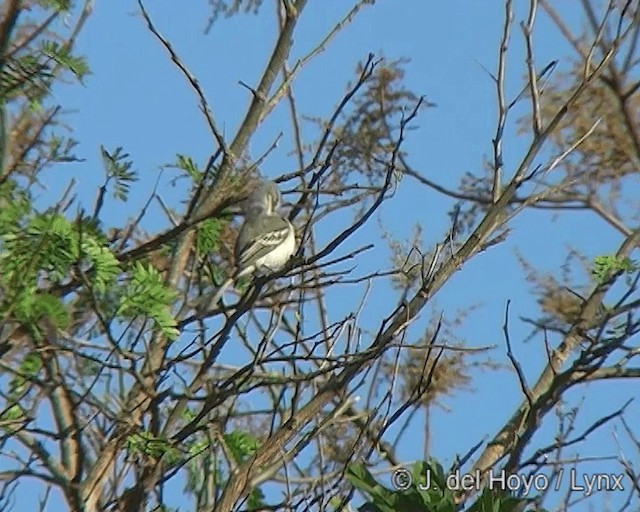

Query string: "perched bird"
[197, 180, 296, 313]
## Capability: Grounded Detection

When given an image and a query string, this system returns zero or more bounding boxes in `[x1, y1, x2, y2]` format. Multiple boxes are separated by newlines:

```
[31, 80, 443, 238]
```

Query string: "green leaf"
[47, 132, 82, 164]
[223, 430, 260, 464]
[28, 98, 43, 111]
[196, 218, 226, 256]
[0, 404, 25, 423]
[46, 0, 72, 11]
[0, 181, 31, 233]
[9, 352, 42, 394]
[126, 432, 181, 462]
[346, 464, 396, 511]
[41, 40, 90, 82]
[20, 352, 42, 376]
[100, 145, 138, 201]
[592, 255, 637, 284]
[187, 438, 209, 456]
[0, 404, 26, 433]
[0, 54, 52, 100]
[436, 498, 456, 512]
[6, 292, 69, 335]
[117, 262, 178, 339]
[81, 239, 120, 294]
[247, 487, 266, 510]
[467, 486, 532, 512]
[176, 154, 201, 180]
[346, 463, 381, 494]
[31, 294, 70, 328]
[181, 407, 196, 421]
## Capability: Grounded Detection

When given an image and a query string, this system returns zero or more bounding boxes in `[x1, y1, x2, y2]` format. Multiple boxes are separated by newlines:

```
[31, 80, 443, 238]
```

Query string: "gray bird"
[196, 180, 296, 313]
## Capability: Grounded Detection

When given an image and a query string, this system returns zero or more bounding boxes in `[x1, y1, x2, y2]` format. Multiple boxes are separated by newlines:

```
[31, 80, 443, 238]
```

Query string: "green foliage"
[0, 182, 31, 232]
[184, 442, 221, 494]
[181, 407, 196, 422]
[117, 262, 178, 339]
[591, 255, 637, 284]
[0, 54, 52, 101]
[0, 211, 119, 296]
[2, 212, 75, 284]
[0, 404, 26, 434]
[9, 353, 43, 395]
[182, 438, 213, 494]
[45, 0, 72, 11]
[224, 430, 260, 464]
[187, 438, 210, 457]
[247, 487, 266, 510]
[346, 461, 537, 512]
[100, 145, 138, 201]
[347, 461, 449, 512]
[0, 188, 177, 341]
[182, 431, 265, 509]
[13, 293, 70, 333]
[237, 276, 252, 294]
[28, 213, 77, 278]
[0, 404, 25, 423]
[126, 432, 181, 464]
[196, 218, 226, 256]
[0, 38, 88, 103]
[205, 264, 228, 289]
[81, 238, 120, 293]
[47, 132, 82, 164]
[468, 488, 543, 512]
[42, 41, 91, 82]
[0, 212, 81, 333]
[176, 154, 201, 180]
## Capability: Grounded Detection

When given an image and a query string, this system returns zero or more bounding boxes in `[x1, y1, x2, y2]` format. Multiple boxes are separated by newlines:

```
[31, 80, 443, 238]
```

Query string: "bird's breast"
[257, 224, 296, 271]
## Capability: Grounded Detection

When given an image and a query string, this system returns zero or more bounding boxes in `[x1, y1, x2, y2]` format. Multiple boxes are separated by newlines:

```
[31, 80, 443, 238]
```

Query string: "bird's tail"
[195, 277, 233, 316]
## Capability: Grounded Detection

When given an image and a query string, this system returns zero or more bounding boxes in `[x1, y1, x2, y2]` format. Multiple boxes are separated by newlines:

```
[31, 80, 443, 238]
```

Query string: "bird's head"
[246, 180, 282, 216]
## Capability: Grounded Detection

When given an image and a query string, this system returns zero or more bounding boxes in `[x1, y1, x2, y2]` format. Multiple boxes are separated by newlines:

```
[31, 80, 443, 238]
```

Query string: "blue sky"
[21, 0, 639, 510]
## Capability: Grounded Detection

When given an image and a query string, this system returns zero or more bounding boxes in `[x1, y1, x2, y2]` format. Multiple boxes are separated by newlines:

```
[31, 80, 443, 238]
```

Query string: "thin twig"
[503, 300, 534, 406]
[137, 0, 228, 155]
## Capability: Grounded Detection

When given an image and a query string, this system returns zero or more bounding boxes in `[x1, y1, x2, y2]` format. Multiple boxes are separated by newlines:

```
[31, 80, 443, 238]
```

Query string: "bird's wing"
[235, 216, 290, 271]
